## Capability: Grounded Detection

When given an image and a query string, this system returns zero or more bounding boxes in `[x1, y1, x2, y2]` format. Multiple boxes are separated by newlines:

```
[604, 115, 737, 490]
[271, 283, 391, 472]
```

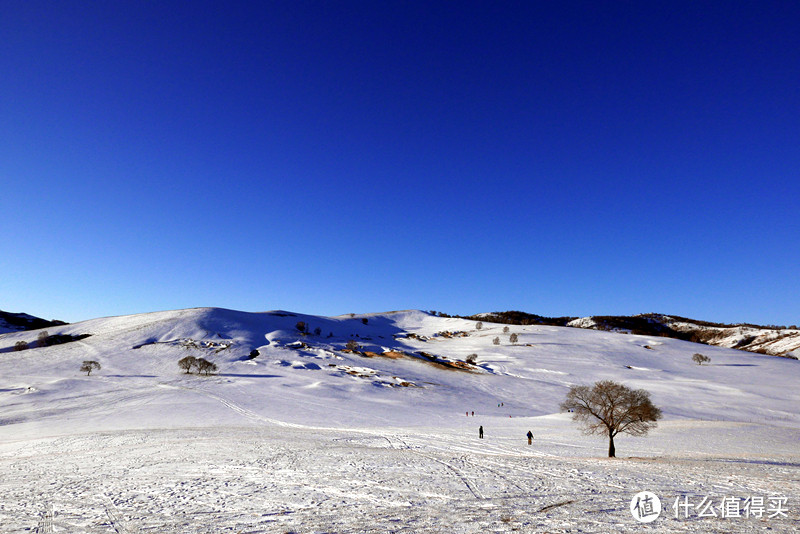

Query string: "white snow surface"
[1, 307, 798, 532]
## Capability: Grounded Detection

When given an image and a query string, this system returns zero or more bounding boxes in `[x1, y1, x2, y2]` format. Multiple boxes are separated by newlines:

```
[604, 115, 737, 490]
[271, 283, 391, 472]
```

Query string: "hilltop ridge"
[463, 311, 800, 358]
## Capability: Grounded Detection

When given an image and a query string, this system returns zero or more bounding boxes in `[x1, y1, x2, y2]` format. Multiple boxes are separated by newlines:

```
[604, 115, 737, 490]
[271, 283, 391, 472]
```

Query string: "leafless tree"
[560, 380, 662, 457]
[178, 356, 198, 374]
[509, 333, 518, 344]
[14, 341, 28, 351]
[492, 337, 500, 345]
[196, 358, 218, 375]
[475, 322, 483, 330]
[80, 361, 101, 376]
[692, 353, 710, 365]
[466, 353, 478, 365]
[38, 331, 50, 347]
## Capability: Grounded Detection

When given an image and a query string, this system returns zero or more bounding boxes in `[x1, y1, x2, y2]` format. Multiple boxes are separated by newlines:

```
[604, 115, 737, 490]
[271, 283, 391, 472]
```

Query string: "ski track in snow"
[2, 427, 798, 533]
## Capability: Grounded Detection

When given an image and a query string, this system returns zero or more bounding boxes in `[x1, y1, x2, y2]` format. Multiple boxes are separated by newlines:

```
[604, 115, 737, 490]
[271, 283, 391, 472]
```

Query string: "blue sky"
[2, 1, 798, 326]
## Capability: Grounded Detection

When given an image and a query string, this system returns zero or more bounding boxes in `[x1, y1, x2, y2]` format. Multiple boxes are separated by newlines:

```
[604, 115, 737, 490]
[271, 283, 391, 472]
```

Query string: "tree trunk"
[608, 431, 616, 458]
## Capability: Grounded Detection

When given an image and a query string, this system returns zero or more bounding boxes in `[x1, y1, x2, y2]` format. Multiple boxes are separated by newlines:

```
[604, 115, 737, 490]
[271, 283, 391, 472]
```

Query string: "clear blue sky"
[2, 1, 798, 326]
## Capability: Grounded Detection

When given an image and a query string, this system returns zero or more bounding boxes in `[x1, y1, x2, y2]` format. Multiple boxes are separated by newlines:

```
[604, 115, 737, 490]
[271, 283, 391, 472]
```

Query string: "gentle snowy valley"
[1, 308, 798, 532]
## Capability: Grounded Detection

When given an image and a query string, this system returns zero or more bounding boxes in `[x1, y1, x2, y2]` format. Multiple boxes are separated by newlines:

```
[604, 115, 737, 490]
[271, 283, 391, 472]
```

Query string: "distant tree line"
[463, 311, 577, 326]
[13, 332, 92, 351]
[0, 312, 67, 332]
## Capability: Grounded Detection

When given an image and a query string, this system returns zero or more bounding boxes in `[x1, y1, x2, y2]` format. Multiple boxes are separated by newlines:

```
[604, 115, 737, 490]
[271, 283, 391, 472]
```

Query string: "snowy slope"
[1, 307, 798, 532]
[2, 306, 797, 429]
[565, 313, 800, 358]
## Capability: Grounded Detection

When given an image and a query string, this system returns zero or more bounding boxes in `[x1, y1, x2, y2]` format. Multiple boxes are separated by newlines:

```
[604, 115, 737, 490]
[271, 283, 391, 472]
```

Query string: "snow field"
[1, 423, 798, 533]
[1, 307, 799, 532]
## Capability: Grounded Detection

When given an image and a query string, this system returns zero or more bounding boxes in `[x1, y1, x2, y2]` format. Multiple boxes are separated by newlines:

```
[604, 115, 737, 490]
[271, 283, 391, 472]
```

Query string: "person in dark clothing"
[527, 430, 533, 445]
[479, 425, 484, 439]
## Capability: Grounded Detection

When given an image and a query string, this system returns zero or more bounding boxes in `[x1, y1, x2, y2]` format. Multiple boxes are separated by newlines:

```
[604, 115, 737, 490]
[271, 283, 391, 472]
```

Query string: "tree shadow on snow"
[103, 374, 159, 378]
[217, 373, 281, 379]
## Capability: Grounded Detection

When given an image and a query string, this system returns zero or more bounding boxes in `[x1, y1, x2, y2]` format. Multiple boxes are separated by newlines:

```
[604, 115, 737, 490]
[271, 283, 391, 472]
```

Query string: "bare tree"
[560, 380, 662, 458]
[296, 321, 307, 333]
[196, 358, 218, 375]
[38, 331, 50, 347]
[466, 353, 478, 365]
[509, 333, 518, 344]
[80, 361, 101, 376]
[492, 337, 500, 345]
[14, 341, 28, 351]
[178, 356, 198, 374]
[475, 321, 483, 330]
[345, 339, 360, 351]
[503, 326, 510, 333]
[692, 353, 710, 365]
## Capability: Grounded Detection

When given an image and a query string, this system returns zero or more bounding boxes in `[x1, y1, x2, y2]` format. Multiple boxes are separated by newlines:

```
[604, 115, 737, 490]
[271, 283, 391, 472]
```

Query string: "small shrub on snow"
[80, 361, 101, 376]
[692, 353, 711, 365]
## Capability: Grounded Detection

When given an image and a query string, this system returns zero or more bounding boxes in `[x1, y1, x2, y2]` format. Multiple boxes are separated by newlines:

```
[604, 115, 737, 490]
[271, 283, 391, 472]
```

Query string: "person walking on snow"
[479, 426, 484, 439]
[527, 430, 533, 445]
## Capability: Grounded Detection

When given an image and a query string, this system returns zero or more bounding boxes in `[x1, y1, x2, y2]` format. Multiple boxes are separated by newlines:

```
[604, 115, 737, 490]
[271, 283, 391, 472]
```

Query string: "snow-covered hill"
[469, 311, 800, 358]
[566, 314, 800, 358]
[0, 310, 65, 335]
[1, 307, 798, 532]
[3, 306, 798, 430]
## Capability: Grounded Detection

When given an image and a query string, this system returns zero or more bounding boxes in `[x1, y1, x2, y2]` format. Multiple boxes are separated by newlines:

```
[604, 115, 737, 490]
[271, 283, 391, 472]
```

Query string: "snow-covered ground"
[1, 308, 798, 532]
